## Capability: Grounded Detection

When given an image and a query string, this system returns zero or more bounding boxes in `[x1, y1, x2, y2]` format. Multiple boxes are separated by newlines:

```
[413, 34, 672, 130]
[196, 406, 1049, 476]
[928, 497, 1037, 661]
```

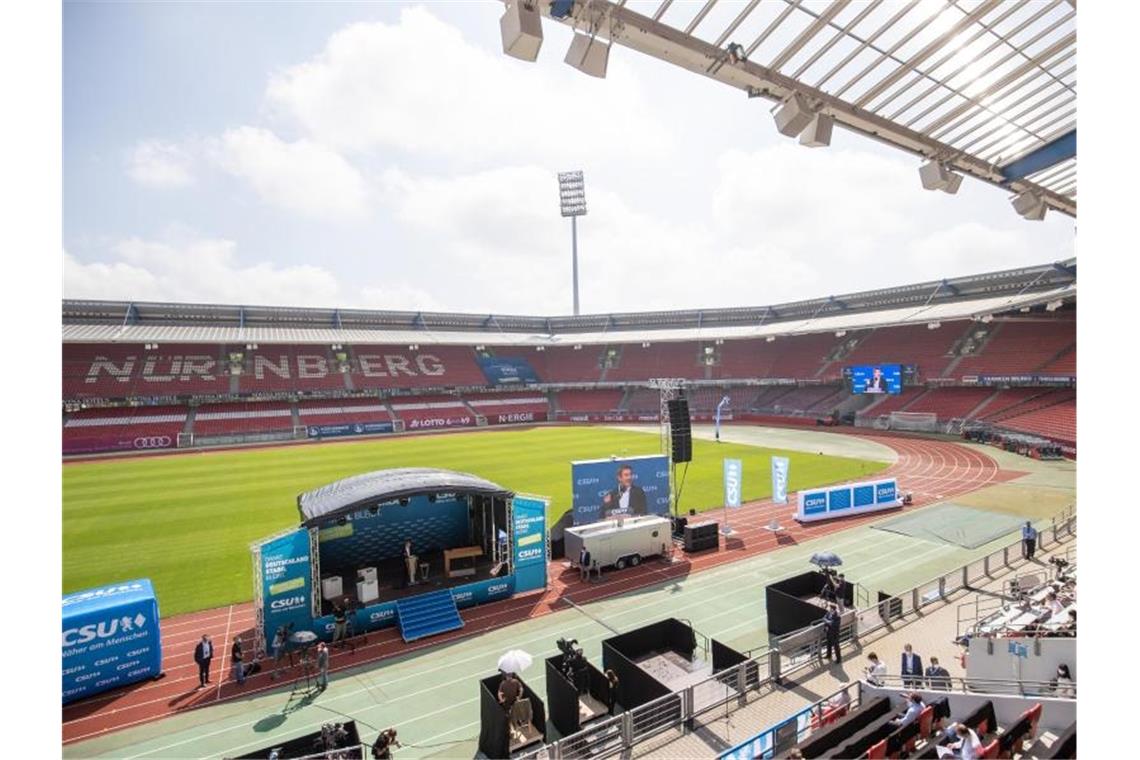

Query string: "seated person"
[892, 692, 925, 727]
[1045, 591, 1065, 616]
[948, 723, 982, 759]
[498, 672, 522, 712]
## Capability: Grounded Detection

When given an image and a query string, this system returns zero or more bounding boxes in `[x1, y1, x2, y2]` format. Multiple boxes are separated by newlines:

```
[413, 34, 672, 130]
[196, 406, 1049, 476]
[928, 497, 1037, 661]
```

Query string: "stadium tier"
[842, 323, 966, 380]
[60, 285, 1076, 454]
[954, 317, 1076, 377]
[62, 405, 188, 455]
[192, 401, 294, 437]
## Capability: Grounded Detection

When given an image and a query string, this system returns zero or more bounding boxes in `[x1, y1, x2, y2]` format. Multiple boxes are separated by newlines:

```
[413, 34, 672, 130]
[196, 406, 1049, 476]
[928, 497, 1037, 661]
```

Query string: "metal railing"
[517, 508, 1075, 760]
[866, 674, 1075, 699]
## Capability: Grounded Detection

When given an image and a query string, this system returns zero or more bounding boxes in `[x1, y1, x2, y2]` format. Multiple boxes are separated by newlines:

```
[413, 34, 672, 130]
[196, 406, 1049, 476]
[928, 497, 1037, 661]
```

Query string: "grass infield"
[62, 426, 887, 617]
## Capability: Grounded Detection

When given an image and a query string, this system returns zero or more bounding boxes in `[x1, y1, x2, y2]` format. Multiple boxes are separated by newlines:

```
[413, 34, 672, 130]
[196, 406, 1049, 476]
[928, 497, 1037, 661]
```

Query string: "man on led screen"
[602, 464, 647, 518]
[864, 366, 890, 394]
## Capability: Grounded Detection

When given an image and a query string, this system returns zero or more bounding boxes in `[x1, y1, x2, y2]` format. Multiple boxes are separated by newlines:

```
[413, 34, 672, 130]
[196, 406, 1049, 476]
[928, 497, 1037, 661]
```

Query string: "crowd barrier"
[515, 507, 1075, 760]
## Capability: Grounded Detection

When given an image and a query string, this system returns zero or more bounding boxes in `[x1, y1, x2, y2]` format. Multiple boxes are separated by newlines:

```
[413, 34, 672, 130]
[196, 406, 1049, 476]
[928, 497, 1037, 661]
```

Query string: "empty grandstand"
[61, 262, 1075, 457]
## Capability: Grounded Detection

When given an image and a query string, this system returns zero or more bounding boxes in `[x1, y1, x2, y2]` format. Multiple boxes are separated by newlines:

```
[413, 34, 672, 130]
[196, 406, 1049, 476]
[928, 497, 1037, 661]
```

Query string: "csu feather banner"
[771, 456, 790, 504]
[723, 458, 743, 508]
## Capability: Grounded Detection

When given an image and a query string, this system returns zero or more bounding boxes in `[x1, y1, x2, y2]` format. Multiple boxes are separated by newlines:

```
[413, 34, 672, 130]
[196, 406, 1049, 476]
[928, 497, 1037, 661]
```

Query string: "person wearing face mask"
[1053, 664, 1075, 698]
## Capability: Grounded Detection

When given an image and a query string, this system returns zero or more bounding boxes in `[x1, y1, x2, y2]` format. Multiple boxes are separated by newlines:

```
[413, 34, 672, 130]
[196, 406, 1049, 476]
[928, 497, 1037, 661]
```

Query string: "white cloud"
[64, 238, 342, 307]
[126, 140, 194, 188]
[264, 6, 671, 164]
[212, 127, 369, 220]
[376, 144, 1070, 312]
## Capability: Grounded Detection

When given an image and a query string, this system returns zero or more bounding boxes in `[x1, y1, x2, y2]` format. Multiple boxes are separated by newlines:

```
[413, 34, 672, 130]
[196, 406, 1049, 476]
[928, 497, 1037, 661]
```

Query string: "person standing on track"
[316, 642, 330, 690]
[231, 637, 246, 685]
[333, 599, 348, 649]
[1021, 521, 1038, 560]
[193, 634, 214, 689]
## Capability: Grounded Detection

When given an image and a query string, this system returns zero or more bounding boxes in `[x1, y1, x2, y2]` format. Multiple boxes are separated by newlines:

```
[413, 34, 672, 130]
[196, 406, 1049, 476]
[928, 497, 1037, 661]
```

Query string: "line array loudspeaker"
[667, 398, 692, 464]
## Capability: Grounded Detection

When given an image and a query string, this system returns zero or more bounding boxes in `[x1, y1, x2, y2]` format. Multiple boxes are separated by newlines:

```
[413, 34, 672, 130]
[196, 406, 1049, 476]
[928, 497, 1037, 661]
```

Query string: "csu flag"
[771, 456, 790, 504]
[723, 458, 743, 508]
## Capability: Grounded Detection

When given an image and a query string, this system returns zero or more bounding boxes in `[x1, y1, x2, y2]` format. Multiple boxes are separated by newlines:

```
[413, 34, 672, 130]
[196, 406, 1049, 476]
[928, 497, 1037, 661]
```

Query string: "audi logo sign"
[133, 436, 173, 449]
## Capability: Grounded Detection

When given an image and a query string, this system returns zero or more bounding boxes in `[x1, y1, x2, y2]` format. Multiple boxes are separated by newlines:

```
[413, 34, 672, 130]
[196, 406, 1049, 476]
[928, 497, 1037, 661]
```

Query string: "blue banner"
[306, 421, 394, 439]
[571, 454, 671, 525]
[259, 529, 313, 646]
[796, 478, 901, 523]
[512, 495, 548, 593]
[476, 356, 540, 385]
[771, 456, 790, 505]
[723, 458, 743, 508]
[451, 575, 516, 609]
[62, 579, 163, 703]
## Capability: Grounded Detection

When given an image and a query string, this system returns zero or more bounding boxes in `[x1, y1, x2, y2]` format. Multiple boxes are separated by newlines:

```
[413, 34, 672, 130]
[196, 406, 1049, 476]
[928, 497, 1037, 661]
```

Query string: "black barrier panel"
[793, 697, 891, 757]
[766, 571, 854, 638]
[878, 590, 904, 624]
[711, 638, 760, 692]
[478, 673, 547, 759]
[1047, 722, 1076, 760]
[545, 653, 613, 737]
[230, 720, 362, 759]
[836, 714, 902, 759]
[604, 618, 697, 663]
[601, 642, 671, 712]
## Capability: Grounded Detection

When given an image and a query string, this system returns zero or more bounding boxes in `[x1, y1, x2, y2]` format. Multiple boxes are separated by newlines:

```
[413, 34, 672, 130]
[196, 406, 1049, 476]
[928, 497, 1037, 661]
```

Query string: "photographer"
[371, 728, 401, 759]
[605, 669, 620, 715]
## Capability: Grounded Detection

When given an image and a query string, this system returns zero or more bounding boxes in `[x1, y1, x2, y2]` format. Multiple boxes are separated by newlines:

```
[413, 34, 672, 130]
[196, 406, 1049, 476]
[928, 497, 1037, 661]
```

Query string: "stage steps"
[395, 589, 464, 643]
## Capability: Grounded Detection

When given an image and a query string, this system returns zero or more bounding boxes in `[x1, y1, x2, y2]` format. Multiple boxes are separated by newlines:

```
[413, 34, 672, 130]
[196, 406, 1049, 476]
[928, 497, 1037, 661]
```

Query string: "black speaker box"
[667, 398, 692, 463]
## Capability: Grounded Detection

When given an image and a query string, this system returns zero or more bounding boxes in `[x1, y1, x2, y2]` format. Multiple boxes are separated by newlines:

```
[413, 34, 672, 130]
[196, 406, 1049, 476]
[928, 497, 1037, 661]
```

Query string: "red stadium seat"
[866, 738, 888, 759]
[980, 738, 1000, 759]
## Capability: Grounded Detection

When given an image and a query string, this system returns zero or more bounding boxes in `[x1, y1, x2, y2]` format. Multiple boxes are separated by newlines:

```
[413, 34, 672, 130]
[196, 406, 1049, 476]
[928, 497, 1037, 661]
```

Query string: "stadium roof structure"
[297, 468, 514, 527]
[514, 0, 1076, 216]
[62, 259, 1074, 346]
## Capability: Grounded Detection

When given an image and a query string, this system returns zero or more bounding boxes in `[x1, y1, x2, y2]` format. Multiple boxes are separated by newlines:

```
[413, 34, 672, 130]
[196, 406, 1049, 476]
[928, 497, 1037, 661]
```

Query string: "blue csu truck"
[62, 578, 163, 703]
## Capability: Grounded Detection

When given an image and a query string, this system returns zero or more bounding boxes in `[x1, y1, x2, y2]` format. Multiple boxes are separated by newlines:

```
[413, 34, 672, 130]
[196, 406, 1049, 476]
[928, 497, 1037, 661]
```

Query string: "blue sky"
[63, 1, 1075, 315]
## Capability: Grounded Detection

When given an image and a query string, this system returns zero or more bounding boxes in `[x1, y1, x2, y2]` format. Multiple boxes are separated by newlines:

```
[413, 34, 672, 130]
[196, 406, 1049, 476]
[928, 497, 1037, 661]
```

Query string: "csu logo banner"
[570, 454, 670, 525]
[512, 495, 548, 593]
[62, 578, 163, 704]
[771, 456, 790, 505]
[258, 529, 313, 649]
[723, 459, 743, 508]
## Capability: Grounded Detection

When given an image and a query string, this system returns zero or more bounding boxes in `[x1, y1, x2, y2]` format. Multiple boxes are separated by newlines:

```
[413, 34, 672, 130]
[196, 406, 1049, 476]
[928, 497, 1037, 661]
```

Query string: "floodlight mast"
[557, 170, 587, 315]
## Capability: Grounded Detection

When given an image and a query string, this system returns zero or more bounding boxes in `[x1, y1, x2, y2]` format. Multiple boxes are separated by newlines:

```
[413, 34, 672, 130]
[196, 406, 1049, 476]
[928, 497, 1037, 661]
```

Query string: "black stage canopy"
[297, 467, 513, 527]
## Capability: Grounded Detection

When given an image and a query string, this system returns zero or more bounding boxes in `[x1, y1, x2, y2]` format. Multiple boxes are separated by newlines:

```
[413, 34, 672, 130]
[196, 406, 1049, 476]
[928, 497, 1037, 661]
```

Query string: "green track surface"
[63, 426, 887, 617]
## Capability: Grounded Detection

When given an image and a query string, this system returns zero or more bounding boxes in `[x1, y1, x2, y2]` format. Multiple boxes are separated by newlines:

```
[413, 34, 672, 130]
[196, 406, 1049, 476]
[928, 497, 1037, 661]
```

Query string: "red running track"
[62, 432, 1018, 744]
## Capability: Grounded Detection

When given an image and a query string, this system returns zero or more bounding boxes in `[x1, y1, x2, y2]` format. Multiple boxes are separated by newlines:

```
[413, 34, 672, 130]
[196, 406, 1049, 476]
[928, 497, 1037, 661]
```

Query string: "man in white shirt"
[864, 652, 887, 686]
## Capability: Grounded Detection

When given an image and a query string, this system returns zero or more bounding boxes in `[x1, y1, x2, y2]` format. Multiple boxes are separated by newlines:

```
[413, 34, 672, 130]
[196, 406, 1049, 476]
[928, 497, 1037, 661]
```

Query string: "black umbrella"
[809, 551, 843, 568]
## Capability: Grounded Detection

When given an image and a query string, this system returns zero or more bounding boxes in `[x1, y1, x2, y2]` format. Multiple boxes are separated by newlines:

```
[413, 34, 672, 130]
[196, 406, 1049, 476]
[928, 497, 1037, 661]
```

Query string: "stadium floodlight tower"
[557, 170, 587, 315]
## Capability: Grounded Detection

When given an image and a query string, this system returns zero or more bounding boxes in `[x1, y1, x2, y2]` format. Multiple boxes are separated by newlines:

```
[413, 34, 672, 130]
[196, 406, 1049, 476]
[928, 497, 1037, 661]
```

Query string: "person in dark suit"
[822, 603, 842, 664]
[194, 634, 214, 689]
[864, 367, 890, 394]
[900, 643, 923, 688]
[602, 464, 647, 518]
[579, 546, 592, 582]
[925, 656, 951, 690]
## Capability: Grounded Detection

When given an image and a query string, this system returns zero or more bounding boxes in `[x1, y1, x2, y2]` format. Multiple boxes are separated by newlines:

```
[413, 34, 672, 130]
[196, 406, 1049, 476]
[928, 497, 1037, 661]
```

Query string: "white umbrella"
[497, 649, 534, 674]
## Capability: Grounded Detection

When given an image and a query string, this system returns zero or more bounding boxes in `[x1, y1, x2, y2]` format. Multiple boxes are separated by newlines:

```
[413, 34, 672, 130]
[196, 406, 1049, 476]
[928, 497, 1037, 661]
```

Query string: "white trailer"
[564, 515, 672, 571]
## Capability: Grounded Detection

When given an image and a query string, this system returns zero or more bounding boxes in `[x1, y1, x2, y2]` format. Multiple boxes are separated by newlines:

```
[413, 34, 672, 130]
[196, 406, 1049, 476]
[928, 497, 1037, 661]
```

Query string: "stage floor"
[319, 552, 501, 614]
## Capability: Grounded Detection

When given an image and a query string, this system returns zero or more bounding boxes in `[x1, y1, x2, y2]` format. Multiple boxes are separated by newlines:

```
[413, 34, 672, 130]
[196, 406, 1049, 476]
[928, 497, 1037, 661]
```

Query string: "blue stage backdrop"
[477, 356, 540, 385]
[62, 579, 163, 704]
[512, 495, 548, 593]
[259, 529, 314, 648]
[571, 454, 670, 525]
[316, 493, 470, 577]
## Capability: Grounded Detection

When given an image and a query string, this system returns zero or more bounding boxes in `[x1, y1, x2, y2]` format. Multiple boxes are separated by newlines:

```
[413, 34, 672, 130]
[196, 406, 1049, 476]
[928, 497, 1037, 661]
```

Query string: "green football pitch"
[62, 426, 888, 617]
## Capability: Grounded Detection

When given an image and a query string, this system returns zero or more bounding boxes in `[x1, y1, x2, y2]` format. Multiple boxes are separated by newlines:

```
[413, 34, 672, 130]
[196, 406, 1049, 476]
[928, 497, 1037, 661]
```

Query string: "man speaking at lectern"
[602, 464, 647, 519]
